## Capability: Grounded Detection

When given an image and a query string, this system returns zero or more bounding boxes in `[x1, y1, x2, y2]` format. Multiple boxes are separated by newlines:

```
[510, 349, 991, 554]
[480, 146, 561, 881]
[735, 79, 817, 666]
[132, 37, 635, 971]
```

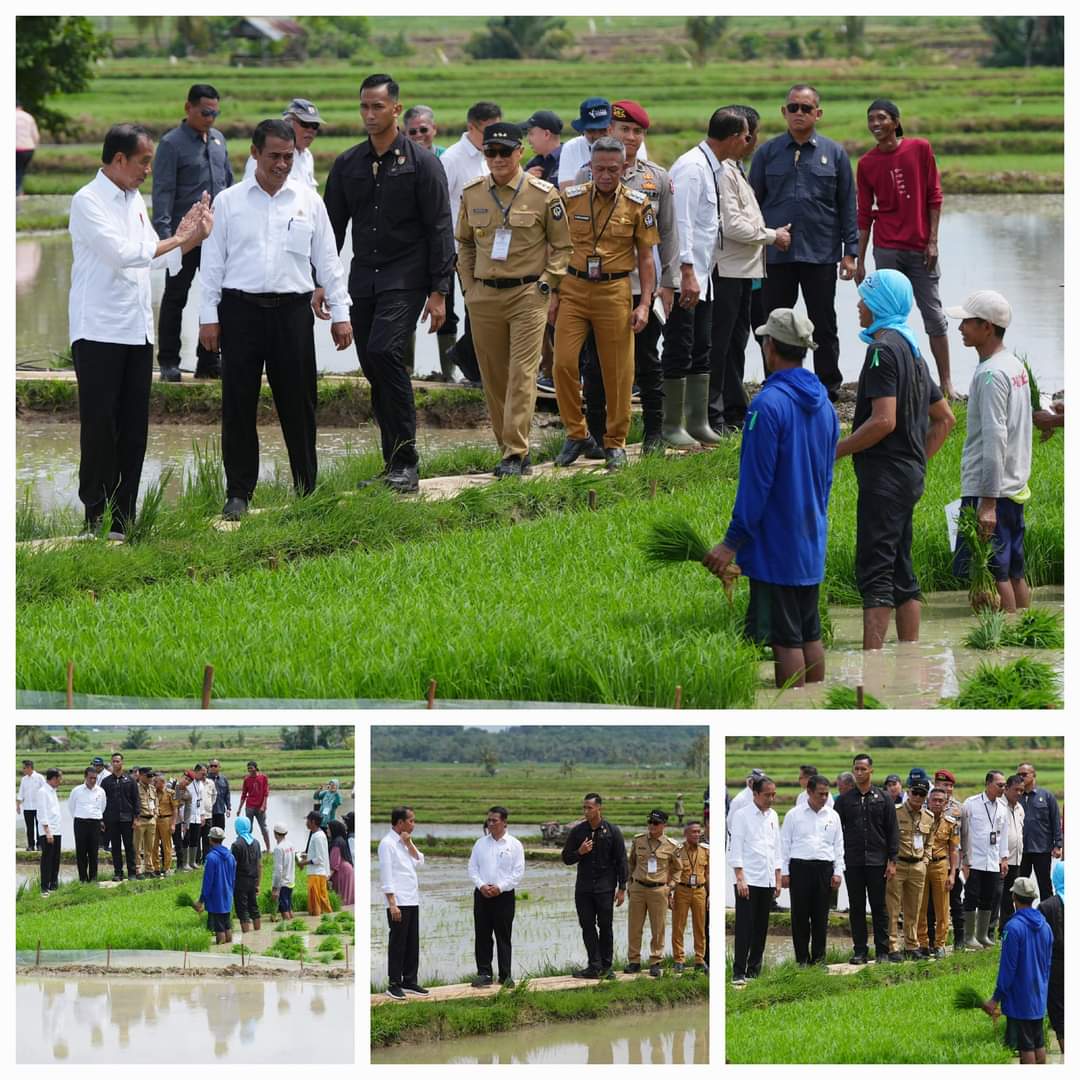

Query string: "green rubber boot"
[661, 378, 698, 448]
[684, 373, 723, 445]
[437, 334, 458, 383]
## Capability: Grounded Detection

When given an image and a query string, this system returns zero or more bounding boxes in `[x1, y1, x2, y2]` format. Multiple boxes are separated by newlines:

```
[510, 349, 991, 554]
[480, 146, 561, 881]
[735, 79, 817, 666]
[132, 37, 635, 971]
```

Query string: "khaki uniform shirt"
[456, 168, 572, 292]
[672, 842, 710, 887]
[561, 181, 660, 276]
[156, 786, 177, 822]
[136, 782, 158, 820]
[628, 831, 681, 886]
[895, 801, 934, 861]
[927, 810, 960, 865]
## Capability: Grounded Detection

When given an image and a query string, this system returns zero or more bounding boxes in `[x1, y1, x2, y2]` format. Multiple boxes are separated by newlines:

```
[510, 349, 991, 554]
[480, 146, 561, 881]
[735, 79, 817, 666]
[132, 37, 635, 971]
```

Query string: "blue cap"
[572, 97, 611, 133]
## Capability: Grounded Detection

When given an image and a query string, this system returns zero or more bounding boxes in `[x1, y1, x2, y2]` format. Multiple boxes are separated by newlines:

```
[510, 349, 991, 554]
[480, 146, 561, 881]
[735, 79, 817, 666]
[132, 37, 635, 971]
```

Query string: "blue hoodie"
[199, 842, 237, 915]
[994, 905, 1052, 1020]
[722, 366, 839, 586]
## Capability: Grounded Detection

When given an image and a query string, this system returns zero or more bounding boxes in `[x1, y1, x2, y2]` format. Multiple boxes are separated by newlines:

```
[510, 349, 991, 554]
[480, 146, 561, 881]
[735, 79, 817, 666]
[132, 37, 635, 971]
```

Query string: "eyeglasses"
[296, 120, 320, 131]
[786, 102, 816, 115]
[408, 126, 431, 136]
[199, 108, 221, 119]
[483, 146, 515, 158]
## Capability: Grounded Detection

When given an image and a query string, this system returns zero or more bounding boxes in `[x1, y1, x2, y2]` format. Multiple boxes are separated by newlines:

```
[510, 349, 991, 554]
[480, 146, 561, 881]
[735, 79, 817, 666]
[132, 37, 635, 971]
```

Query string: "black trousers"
[157, 245, 218, 371]
[925, 867, 965, 947]
[845, 863, 890, 958]
[474, 888, 516, 980]
[584, 297, 664, 442]
[234, 878, 260, 923]
[387, 904, 420, 988]
[660, 293, 713, 377]
[732, 884, 772, 978]
[575, 890, 615, 971]
[1019, 851, 1053, 902]
[789, 858, 833, 964]
[220, 291, 318, 501]
[23, 809, 38, 851]
[40, 835, 61, 893]
[198, 821, 212, 864]
[351, 289, 428, 468]
[761, 262, 842, 397]
[73, 817, 101, 882]
[963, 867, 1003, 913]
[212, 812, 226, 830]
[173, 822, 186, 863]
[996, 863, 1020, 932]
[709, 274, 753, 429]
[106, 820, 136, 877]
[16, 148, 34, 195]
[72, 338, 153, 528]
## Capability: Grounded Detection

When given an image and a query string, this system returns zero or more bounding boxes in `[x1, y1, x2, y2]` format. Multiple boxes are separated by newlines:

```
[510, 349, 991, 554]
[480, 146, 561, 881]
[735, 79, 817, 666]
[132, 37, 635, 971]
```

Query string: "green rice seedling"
[642, 517, 710, 564]
[175, 890, 196, 908]
[823, 686, 886, 709]
[963, 609, 1007, 650]
[263, 933, 306, 961]
[1000, 607, 1064, 649]
[125, 468, 172, 545]
[953, 985, 987, 1010]
[956, 507, 1000, 613]
[943, 657, 1061, 709]
[316, 935, 341, 952]
[1020, 356, 1040, 410]
[231, 943, 253, 956]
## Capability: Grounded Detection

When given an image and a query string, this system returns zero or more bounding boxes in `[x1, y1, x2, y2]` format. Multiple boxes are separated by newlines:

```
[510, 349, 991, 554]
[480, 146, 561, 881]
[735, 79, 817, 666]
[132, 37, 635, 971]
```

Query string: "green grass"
[822, 686, 886, 709]
[941, 657, 1062, 710]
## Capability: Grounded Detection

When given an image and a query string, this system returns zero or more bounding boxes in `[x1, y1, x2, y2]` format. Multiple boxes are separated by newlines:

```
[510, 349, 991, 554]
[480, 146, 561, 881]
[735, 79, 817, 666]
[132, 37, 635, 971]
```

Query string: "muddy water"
[368, 822, 545, 839]
[16, 974, 353, 1063]
[371, 1002, 709, 1064]
[17, 196, 1065, 391]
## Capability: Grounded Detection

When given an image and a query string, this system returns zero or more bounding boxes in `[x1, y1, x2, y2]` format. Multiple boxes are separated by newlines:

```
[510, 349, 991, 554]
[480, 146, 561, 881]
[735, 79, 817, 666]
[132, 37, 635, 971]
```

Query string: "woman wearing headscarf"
[343, 811, 355, 861]
[314, 779, 342, 828]
[835, 267, 955, 650]
[1040, 861, 1064, 1052]
[328, 819, 354, 906]
[231, 815, 263, 932]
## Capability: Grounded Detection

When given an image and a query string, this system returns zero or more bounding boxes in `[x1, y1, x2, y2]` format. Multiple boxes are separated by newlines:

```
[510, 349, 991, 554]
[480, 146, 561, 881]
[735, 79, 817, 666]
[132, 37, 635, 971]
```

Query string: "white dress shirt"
[18, 771, 46, 812]
[198, 176, 350, 324]
[37, 783, 62, 833]
[727, 802, 781, 888]
[669, 140, 723, 300]
[243, 146, 317, 189]
[68, 169, 183, 346]
[780, 802, 845, 876]
[305, 827, 330, 877]
[439, 132, 488, 245]
[795, 790, 835, 810]
[378, 829, 425, 906]
[557, 133, 648, 186]
[961, 791, 1009, 870]
[68, 782, 107, 820]
[468, 832, 525, 892]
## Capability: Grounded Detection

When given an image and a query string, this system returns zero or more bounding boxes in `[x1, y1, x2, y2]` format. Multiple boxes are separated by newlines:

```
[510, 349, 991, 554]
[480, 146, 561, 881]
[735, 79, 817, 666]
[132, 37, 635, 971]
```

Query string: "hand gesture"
[658, 286, 674, 320]
[578, 836, 594, 856]
[631, 302, 649, 333]
[736, 880, 749, 899]
[679, 267, 701, 308]
[781, 874, 790, 890]
[615, 888, 626, 907]
[199, 323, 221, 354]
[923, 242, 939, 273]
[773, 223, 792, 252]
[421, 292, 446, 334]
[978, 501, 997, 541]
[389, 904, 402, 923]
[838, 255, 857, 281]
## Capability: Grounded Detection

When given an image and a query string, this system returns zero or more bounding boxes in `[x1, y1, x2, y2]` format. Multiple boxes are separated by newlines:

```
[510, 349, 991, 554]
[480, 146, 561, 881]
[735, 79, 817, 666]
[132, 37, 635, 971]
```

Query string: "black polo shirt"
[100, 772, 140, 822]
[562, 818, 629, 894]
[834, 783, 899, 867]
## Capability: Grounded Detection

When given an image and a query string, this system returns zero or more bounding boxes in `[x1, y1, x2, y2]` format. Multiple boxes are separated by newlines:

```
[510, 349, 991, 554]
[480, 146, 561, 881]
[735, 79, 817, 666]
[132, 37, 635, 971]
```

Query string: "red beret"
[612, 100, 650, 130]
[933, 769, 956, 783]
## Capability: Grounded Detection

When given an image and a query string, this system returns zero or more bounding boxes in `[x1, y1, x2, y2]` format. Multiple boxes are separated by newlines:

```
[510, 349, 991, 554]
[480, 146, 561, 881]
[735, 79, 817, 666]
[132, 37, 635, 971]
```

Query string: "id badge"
[491, 228, 512, 261]
[688, 874, 698, 886]
[989, 831, 998, 846]
[647, 856, 658, 874]
[913, 833, 924, 852]
[587, 255, 602, 279]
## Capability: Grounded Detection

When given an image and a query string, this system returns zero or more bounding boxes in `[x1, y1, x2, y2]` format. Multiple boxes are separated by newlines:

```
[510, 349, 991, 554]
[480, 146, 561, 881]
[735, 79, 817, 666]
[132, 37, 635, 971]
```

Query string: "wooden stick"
[201, 665, 214, 709]
[106, 945, 111, 969]
[36, 939, 40, 966]
[345, 943, 349, 970]
[856, 685, 865, 709]
[184, 948, 187, 970]
[66, 660, 74, 709]
[427, 678, 437, 709]
[649, 479, 658, 500]
[674, 685, 682, 709]
[587, 489, 598, 511]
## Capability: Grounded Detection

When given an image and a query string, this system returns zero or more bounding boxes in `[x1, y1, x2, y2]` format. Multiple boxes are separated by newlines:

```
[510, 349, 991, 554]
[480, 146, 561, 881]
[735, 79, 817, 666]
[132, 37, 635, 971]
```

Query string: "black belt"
[632, 879, 667, 889]
[479, 276, 539, 289]
[567, 266, 630, 282]
[898, 855, 925, 864]
[222, 288, 312, 309]
[930, 855, 950, 862]
[676, 882, 706, 889]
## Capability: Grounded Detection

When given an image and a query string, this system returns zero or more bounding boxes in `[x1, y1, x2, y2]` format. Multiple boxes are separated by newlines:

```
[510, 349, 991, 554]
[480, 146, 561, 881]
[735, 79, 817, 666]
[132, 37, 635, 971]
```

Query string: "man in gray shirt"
[152, 83, 233, 381]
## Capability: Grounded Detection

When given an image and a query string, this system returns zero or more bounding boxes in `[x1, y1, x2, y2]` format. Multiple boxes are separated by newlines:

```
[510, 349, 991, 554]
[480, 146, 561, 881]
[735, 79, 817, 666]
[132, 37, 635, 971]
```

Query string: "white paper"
[652, 296, 667, 325]
[944, 498, 962, 553]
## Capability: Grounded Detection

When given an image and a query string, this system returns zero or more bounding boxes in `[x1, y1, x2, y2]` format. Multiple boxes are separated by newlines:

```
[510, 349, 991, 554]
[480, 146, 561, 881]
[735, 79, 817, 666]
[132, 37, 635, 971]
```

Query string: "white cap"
[945, 290, 1012, 328]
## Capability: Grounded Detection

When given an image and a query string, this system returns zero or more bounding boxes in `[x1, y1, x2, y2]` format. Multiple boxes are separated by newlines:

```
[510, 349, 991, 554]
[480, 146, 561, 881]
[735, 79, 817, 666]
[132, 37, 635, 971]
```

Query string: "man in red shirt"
[854, 99, 953, 400]
[237, 760, 270, 850]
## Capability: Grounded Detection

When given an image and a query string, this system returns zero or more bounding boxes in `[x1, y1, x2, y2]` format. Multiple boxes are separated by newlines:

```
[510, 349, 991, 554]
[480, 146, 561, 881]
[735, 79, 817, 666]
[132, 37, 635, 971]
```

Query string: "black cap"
[482, 121, 522, 148]
[909, 781, 929, 797]
[885, 774, 902, 785]
[137, 766, 152, 775]
[648, 809, 668, 824]
[90, 757, 105, 766]
[867, 98, 903, 137]
[523, 109, 563, 135]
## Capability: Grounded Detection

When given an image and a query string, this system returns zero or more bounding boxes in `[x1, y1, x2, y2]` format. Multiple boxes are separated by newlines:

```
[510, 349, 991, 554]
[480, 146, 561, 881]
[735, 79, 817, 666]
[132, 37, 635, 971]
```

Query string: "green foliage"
[464, 16, 573, 60]
[981, 16, 1064, 67]
[1020, 357, 1041, 410]
[956, 508, 999, 612]
[1002, 608, 1064, 649]
[264, 932, 306, 961]
[298, 16, 370, 59]
[942, 657, 1061, 709]
[375, 31, 414, 59]
[684, 734, 709, 777]
[684, 17, 728, 65]
[963, 609, 1008, 650]
[953, 985, 986, 1010]
[122, 726, 152, 749]
[823, 686, 886, 709]
[641, 517, 710, 564]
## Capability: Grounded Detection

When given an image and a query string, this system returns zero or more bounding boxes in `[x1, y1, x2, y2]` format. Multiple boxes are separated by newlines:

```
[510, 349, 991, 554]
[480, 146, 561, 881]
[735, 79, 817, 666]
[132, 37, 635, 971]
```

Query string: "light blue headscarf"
[1051, 859, 1064, 902]
[235, 816, 255, 846]
[857, 268, 922, 358]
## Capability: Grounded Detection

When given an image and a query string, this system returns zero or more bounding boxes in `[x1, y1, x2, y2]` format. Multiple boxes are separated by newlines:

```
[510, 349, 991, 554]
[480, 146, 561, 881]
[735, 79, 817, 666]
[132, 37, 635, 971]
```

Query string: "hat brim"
[755, 323, 818, 350]
[286, 109, 323, 125]
[483, 137, 521, 148]
[944, 306, 973, 319]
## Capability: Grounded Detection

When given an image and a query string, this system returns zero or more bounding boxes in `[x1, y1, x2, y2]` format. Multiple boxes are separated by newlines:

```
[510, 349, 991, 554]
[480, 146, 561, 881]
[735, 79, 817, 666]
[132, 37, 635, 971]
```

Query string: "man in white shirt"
[199, 118, 352, 521]
[960, 770, 1009, 950]
[793, 764, 834, 810]
[557, 97, 648, 188]
[17, 760, 46, 852]
[781, 774, 844, 966]
[377, 805, 429, 999]
[727, 774, 781, 985]
[468, 806, 525, 988]
[68, 123, 212, 536]
[300, 810, 333, 917]
[991, 772, 1027, 941]
[243, 98, 322, 190]
[726, 768, 765, 839]
[69, 766, 108, 882]
[662, 109, 749, 448]
[38, 769, 64, 896]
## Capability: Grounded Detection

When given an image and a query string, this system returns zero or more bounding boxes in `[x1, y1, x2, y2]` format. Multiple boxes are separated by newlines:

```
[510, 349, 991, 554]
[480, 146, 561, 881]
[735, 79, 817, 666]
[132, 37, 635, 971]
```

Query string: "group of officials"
[376, 796, 709, 1000]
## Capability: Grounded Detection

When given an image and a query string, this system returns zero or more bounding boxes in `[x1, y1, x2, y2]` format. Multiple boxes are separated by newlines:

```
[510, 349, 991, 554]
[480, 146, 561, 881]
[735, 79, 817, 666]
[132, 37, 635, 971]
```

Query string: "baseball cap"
[885, 774, 902, 785]
[90, 757, 105, 767]
[612, 100, 650, 129]
[648, 809, 669, 824]
[208, 826, 227, 841]
[284, 98, 323, 125]
[482, 121, 522, 148]
[1011, 875, 1039, 900]
[572, 97, 612, 132]
[909, 781, 929, 797]
[754, 308, 818, 350]
[867, 98, 903, 138]
[273, 823, 289, 836]
[523, 110, 563, 135]
[906, 767, 930, 787]
[945, 290, 1012, 328]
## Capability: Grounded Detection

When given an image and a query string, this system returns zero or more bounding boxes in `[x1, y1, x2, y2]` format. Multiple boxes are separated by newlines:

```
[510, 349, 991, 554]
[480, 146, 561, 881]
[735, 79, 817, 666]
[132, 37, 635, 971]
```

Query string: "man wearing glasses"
[244, 98, 323, 189]
[403, 105, 443, 157]
[960, 770, 1010, 951]
[468, 806, 525, 988]
[749, 84, 858, 402]
[152, 84, 233, 381]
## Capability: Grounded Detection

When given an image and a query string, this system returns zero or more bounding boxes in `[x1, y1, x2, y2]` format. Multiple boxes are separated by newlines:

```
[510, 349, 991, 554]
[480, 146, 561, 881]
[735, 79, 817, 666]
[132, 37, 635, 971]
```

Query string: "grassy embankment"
[15, 406, 1064, 705]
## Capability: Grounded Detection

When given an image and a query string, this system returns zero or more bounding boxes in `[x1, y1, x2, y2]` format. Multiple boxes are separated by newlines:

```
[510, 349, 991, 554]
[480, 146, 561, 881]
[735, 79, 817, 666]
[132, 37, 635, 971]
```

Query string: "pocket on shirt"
[508, 209, 539, 229]
[285, 221, 314, 257]
[808, 164, 837, 206]
[609, 220, 635, 237]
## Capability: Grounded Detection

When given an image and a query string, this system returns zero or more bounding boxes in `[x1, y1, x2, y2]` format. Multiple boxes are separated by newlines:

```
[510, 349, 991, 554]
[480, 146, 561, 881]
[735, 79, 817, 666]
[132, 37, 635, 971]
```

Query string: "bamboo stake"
[106, 945, 111, 970]
[66, 661, 74, 709]
[674, 685, 682, 709]
[588, 489, 598, 511]
[649, 479, 658, 500]
[427, 678, 437, 709]
[856, 685, 865, 709]
[201, 665, 214, 709]
[36, 939, 41, 966]
[184, 947, 188, 970]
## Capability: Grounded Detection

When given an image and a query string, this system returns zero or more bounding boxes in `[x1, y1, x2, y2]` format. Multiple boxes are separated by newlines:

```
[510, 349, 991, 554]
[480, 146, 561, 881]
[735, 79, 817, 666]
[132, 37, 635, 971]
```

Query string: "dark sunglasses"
[786, 102, 816, 115]
[408, 126, 431, 136]
[483, 146, 515, 158]
[296, 120, 320, 131]
[199, 108, 221, 119]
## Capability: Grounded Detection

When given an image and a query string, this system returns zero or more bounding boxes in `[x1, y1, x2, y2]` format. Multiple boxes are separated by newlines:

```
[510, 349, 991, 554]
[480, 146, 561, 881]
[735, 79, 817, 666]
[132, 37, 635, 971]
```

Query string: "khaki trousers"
[134, 819, 157, 874]
[466, 282, 549, 458]
[627, 881, 669, 964]
[887, 859, 927, 952]
[155, 818, 173, 872]
[671, 883, 707, 964]
[553, 274, 634, 447]
[917, 859, 951, 948]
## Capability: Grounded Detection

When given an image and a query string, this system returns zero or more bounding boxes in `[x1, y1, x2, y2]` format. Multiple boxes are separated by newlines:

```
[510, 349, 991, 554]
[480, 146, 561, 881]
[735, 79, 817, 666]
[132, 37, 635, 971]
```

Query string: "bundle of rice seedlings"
[175, 890, 196, 909]
[963, 609, 1007, 650]
[943, 657, 1061, 710]
[823, 686, 886, 709]
[953, 986, 987, 1011]
[1000, 608, 1064, 649]
[641, 518, 741, 603]
[1021, 357, 1041, 411]
[956, 507, 999, 613]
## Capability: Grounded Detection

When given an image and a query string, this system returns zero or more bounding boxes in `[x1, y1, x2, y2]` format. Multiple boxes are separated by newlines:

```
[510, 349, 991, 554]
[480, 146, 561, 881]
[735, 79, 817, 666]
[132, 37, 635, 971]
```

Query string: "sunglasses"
[296, 120, 320, 131]
[199, 108, 221, 119]
[408, 126, 431, 136]
[786, 102, 817, 115]
[483, 146, 515, 158]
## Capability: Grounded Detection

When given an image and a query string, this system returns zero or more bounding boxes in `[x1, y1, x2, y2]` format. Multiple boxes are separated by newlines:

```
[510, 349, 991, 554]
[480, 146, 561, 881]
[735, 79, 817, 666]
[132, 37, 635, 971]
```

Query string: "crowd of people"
[726, 757, 1064, 1059]
[376, 794, 709, 1000]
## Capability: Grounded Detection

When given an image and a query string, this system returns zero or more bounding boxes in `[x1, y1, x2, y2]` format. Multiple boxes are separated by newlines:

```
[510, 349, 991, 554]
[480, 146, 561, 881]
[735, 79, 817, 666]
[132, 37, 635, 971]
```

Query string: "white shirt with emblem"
[669, 140, 724, 300]
[780, 802, 845, 875]
[960, 791, 1009, 871]
[439, 133, 488, 247]
[727, 802, 781, 888]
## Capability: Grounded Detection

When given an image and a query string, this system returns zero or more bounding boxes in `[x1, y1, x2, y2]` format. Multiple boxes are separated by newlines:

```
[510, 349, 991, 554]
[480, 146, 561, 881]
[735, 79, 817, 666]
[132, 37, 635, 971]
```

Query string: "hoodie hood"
[1009, 905, 1046, 933]
[765, 366, 830, 414]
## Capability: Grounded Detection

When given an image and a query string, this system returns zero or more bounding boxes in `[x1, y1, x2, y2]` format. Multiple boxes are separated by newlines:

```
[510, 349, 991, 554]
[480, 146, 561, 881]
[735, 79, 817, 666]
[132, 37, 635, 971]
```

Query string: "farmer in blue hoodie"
[704, 308, 839, 688]
[982, 875, 1053, 1063]
[194, 825, 237, 944]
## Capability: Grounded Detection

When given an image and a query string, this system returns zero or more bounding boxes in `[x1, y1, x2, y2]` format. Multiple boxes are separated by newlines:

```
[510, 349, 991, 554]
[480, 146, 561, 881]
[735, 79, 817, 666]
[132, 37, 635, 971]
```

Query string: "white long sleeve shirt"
[272, 842, 296, 888]
[243, 147, 317, 189]
[961, 791, 1010, 870]
[727, 802, 781, 888]
[669, 140, 723, 300]
[1004, 799, 1026, 866]
[68, 782, 107, 820]
[68, 169, 183, 346]
[795, 790, 835, 810]
[715, 158, 777, 279]
[468, 832, 525, 892]
[18, 771, 46, 812]
[378, 829, 425, 906]
[37, 783, 62, 833]
[557, 134, 648, 186]
[439, 133, 488, 245]
[780, 802, 845, 876]
[198, 176, 350, 324]
[305, 827, 329, 878]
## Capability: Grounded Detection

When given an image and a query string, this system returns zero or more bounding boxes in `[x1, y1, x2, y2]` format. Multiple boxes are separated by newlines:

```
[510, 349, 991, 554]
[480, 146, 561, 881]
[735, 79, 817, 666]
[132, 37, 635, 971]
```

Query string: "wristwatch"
[537, 281, 551, 296]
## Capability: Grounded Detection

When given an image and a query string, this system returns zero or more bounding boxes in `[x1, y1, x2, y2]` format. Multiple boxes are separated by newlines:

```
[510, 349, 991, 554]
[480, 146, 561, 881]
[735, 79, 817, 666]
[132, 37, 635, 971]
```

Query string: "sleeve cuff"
[329, 303, 350, 323]
[200, 306, 219, 325]
[163, 245, 183, 276]
[764, 228, 776, 245]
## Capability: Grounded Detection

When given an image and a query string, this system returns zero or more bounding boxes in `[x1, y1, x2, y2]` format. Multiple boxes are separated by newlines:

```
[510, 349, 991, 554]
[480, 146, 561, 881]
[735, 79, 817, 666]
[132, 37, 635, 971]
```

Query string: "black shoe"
[499, 977, 515, 989]
[554, 435, 601, 467]
[471, 975, 494, 988]
[385, 466, 420, 494]
[649, 963, 662, 978]
[135, 873, 145, 881]
[494, 455, 525, 479]
[933, 947, 946, 960]
[385, 986, 406, 1000]
[573, 967, 601, 979]
[604, 447, 627, 471]
[641, 433, 665, 455]
[401, 983, 429, 996]
[159, 365, 182, 382]
[888, 952, 905, 963]
[222, 497, 248, 521]
[848, 952, 869, 965]
[673, 961, 685, 973]
[623, 962, 641, 974]
[693, 963, 708, 974]
[113, 873, 124, 882]
[584, 442, 607, 461]
[194, 359, 221, 379]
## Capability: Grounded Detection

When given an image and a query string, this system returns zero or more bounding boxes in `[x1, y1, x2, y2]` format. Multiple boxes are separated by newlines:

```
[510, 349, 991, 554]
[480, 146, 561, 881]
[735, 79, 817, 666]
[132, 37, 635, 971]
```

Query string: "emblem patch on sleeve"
[551, 202, 564, 220]
[643, 210, 656, 228]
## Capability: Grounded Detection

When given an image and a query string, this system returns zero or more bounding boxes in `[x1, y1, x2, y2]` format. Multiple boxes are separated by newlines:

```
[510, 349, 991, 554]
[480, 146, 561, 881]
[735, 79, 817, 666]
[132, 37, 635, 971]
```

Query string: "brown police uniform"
[457, 169, 571, 460]
[671, 841, 709, 965]
[553, 182, 659, 447]
[887, 800, 933, 953]
[917, 807, 960, 949]
[155, 785, 177, 872]
[134, 781, 158, 875]
[627, 830, 680, 965]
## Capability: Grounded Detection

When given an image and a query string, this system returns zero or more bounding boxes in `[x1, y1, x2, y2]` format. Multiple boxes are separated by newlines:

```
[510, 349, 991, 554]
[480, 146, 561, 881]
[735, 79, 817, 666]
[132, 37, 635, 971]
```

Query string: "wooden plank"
[370, 970, 652, 1007]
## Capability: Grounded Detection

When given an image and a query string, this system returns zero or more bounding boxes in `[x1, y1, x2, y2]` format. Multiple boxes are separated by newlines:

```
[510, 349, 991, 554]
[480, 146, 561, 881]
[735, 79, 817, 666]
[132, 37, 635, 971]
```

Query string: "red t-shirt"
[240, 773, 269, 811]
[856, 138, 943, 252]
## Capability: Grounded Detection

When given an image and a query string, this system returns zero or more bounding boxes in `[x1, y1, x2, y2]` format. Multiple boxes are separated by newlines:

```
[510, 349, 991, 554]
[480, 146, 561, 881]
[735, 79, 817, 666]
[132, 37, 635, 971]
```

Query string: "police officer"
[457, 121, 572, 476]
[552, 137, 659, 470]
[887, 779, 933, 960]
[927, 767, 966, 950]
[917, 785, 960, 959]
[625, 809, 680, 977]
[671, 819, 709, 973]
[134, 766, 158, 879]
